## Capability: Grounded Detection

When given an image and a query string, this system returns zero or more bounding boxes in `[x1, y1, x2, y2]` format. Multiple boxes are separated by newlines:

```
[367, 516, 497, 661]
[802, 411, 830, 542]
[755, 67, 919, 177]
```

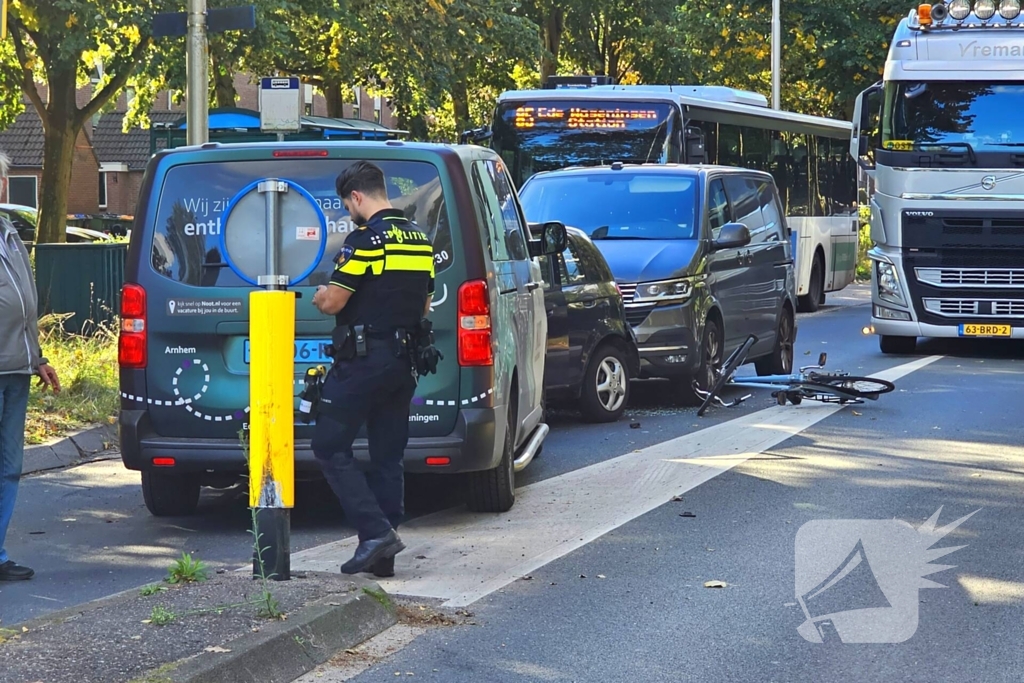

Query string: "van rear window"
[150, 159, 453, 287]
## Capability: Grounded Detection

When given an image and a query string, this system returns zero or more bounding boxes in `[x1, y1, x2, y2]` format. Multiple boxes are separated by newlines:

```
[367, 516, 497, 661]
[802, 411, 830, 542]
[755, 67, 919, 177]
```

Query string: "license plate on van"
[243, 339, 333, 364]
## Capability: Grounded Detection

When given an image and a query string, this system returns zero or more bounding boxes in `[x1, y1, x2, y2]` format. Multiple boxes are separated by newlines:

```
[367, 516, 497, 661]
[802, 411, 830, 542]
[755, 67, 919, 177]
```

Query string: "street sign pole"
[186, 0, 209, 144]
[249, 180, 294, 581]
[771, 0, 782, 110]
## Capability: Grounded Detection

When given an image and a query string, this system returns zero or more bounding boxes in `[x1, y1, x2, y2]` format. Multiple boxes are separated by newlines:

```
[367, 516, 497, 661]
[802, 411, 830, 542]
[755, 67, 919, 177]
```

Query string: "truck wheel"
[677, 317, 723, 406]
[879, 335, 916, 355]
[798, 254, 825, 313]
[142, 470, 200, 517]
[467, 397, 516, 513]
[579, 344, 631, 423]
[755, 308, 795, 376]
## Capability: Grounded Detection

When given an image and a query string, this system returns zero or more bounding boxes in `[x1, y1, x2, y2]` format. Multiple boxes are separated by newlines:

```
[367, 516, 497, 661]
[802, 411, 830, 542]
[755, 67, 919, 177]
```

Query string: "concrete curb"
[9, 574, 397, 683]
[163, 584, 397, 683]
[22, 423, 118, 475]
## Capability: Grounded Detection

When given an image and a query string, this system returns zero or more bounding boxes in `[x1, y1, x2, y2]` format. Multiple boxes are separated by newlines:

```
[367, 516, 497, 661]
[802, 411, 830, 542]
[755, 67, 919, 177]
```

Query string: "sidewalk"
[22, 423, 119, 476]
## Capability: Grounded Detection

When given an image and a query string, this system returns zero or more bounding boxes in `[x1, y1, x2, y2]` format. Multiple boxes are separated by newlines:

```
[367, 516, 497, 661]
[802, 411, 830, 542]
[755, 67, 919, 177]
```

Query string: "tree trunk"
[211, 47, 237, 108]
[37, 69, 80, 245]
[540, 8, 564, 85]
[452, 80, 471, 138]
[324, 80, 344, 118]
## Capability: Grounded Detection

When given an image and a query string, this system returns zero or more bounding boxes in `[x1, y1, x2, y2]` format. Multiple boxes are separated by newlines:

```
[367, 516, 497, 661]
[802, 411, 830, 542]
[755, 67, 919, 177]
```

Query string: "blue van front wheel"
[142, 470, 201, 517]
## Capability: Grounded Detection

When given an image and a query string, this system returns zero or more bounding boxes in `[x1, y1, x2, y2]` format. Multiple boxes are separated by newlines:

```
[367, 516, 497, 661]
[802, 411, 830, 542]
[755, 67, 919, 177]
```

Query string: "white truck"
[852, 0, 1024, 353]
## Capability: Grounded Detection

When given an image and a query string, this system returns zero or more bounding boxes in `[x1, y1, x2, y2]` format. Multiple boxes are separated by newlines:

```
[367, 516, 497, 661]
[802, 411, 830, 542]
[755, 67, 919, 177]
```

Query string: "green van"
[118, 141, 564, 516]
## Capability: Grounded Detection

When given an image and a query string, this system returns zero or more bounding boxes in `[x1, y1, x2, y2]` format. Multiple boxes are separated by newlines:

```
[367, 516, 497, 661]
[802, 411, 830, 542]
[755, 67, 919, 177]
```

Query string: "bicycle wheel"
[697, 335, 758, 416]
[804, 375, 895, 399]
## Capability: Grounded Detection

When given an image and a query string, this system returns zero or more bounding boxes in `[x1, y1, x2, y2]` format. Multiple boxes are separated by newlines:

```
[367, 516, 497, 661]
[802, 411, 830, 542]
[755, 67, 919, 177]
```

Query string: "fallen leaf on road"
[131, 635, 141, 640]
[679, 511, 696, 518]
[970, 473, 982, 478]
[704, 580, 727, 588]
[141, 620, 151, 624]
[521, 575, 533, 581]
[204, 646, 231, 653]
[597, 575, 606, 579]
[852, 411, 862, 416]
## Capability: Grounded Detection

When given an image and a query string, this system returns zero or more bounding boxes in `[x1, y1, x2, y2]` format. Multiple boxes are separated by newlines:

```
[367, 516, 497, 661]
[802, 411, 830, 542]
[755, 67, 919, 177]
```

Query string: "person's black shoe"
[0, 560, 34, 581]
[340, 530, 404, 575]
[363, 555, 395, 578]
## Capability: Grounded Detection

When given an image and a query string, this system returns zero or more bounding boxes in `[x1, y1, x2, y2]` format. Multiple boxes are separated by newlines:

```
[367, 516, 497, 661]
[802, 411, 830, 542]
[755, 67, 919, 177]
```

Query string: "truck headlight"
[1000, 0, 1021, 20]
[634, 279, 693, 303]
[949, 0, 972, 19]
[876, 261, 907, 306]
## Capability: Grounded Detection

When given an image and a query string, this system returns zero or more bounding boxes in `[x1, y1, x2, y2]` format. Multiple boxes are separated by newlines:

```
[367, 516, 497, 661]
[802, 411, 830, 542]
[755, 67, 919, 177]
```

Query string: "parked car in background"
[534, 225, 639, 423]
[519, 163, 797, 405]
[0, 204, 115, 245]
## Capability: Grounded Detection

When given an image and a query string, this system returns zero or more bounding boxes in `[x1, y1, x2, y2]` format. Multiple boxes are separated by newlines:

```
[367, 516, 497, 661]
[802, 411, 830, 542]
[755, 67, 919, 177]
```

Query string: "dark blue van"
[119, 141, 563, 516]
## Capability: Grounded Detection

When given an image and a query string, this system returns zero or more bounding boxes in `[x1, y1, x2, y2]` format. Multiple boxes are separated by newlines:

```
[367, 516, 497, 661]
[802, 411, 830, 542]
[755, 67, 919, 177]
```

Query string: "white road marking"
[291, 356, 941, 608]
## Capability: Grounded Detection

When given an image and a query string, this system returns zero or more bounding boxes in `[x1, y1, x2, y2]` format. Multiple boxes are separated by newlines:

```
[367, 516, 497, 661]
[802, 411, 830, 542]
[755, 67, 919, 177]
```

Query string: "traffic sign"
[260, 77, 302, 132]
[219, 178, 327, 286]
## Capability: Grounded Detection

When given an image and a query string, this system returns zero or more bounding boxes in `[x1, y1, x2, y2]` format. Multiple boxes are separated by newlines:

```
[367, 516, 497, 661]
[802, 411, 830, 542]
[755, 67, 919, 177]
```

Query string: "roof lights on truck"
[975, 0, 997, 19]
[1001, 0, 1021, 19]
[919, 3, 935, 24]
[948, 0, 972, 20]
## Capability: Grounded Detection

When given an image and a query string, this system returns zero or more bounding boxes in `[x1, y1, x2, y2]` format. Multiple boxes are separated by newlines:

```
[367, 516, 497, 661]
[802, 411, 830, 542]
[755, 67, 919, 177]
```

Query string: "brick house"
[0, 75, 398, 216]
[0, 108, 101, 214]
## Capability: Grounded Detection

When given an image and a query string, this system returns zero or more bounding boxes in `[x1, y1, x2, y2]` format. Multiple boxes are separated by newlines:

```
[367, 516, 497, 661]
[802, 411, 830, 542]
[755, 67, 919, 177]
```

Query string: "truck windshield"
[519, 172, 699, 240]
[883, 82, 1024, 151]
[491, 100, 675, 186]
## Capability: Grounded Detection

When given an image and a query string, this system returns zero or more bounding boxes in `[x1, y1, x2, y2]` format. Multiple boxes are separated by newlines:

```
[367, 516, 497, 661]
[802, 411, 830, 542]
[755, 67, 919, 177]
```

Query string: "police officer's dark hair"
[336, 161, 388, 200]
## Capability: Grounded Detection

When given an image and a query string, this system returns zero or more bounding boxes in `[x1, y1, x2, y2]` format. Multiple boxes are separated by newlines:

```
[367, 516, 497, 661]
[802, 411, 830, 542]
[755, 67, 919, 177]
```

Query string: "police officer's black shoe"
[0, 560, 34, 581]
[340, 530, 405, 575]
[363, 555, 395, 578]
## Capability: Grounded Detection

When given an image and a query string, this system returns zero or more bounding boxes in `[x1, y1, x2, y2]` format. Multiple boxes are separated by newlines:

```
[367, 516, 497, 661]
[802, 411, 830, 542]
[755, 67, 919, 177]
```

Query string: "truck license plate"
[958, 324, 1011, 338]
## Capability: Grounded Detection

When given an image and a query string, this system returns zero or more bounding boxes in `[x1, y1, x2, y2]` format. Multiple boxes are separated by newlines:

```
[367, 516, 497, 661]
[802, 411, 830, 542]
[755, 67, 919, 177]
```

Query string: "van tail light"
[458, 280, 493, 366]
[119, 283, 147, 368]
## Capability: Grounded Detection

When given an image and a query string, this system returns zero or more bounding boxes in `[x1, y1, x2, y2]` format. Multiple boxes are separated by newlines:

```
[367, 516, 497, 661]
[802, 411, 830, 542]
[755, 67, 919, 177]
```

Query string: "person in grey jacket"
[0, 154, 61, 581]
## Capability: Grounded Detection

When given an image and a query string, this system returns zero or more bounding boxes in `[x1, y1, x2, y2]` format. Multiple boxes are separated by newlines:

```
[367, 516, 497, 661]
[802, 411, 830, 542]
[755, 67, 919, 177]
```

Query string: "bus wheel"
[798, 254, 825, 313]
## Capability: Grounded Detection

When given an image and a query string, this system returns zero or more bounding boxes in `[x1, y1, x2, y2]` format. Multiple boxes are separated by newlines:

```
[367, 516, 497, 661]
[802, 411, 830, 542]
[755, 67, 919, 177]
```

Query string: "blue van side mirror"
[529, 221, 568, 257]
[713, 222, 751, 250]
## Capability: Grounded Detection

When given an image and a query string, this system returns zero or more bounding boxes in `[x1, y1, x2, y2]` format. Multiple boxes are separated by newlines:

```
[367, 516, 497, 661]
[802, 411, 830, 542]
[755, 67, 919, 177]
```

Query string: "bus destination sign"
[512, 106, 661, 130]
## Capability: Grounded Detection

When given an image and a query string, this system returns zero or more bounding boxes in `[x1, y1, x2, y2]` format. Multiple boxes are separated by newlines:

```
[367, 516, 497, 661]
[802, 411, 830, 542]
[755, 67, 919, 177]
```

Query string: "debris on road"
[704, 580, 727, 589]
[679, 511, 696, 518]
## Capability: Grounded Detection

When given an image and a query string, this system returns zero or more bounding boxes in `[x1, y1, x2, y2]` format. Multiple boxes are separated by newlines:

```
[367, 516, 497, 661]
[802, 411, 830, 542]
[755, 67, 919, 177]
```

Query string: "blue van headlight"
[634, 278, 693, 303]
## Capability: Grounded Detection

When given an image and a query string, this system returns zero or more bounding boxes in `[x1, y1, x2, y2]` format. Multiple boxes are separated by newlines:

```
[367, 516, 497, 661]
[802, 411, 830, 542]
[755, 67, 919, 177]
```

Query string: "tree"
[3, 0, 170, 243]
[559, 0, 675, 82]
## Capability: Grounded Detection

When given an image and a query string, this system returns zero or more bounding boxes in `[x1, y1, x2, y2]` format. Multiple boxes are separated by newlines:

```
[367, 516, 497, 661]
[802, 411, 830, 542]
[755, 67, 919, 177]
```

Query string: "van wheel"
[677, 317, 723, 406]
[755, 308, 795, 376]
[467, 397, 516, 513]
[580, 344, 630, 423]
[142, 470, 200, 517]
[798, 254, 825, 313]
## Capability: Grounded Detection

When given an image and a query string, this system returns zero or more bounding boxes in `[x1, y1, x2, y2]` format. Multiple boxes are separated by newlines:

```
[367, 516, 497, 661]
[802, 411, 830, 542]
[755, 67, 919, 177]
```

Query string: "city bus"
[482, 84, 859, 312]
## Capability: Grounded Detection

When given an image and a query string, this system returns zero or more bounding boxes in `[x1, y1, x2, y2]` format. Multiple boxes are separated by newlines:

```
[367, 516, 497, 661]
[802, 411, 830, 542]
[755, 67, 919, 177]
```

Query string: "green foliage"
[857, 204, 873, 281]
[26, 314, 119, 445]
[166, 552, 209, 585]
[250, 506, 284, 619]
[140, 584, 169, 597]
[148, 605, 177, 626]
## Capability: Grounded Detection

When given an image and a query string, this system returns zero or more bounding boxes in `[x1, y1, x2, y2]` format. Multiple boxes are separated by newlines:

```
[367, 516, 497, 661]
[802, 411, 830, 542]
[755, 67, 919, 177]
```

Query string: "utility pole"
[771, 0, 781, 110]
[186, 0, 209, 145]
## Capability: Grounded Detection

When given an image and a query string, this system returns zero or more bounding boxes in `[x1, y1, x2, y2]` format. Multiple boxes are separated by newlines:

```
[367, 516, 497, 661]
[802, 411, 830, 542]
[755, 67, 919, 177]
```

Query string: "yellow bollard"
[249, 288, 294, 579]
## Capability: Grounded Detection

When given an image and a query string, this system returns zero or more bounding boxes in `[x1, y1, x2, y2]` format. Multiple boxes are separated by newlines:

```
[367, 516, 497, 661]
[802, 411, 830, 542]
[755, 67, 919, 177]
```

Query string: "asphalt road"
[5, 286, 1024, 682]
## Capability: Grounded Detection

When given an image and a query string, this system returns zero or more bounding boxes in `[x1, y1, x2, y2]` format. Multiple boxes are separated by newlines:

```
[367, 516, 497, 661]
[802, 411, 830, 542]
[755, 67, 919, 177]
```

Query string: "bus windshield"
[883, 82, 1024, 151]
[492, 100, 675, 186]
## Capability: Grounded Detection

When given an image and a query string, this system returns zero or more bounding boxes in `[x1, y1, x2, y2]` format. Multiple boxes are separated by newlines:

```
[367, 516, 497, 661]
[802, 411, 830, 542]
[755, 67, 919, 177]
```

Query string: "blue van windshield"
[518, 172, 699, 240]
[150, 159, 452, 287]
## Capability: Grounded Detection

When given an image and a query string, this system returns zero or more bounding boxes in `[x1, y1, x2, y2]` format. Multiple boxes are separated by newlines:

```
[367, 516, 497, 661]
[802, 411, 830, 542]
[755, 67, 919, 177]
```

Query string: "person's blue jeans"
[0, 374, 30, 564]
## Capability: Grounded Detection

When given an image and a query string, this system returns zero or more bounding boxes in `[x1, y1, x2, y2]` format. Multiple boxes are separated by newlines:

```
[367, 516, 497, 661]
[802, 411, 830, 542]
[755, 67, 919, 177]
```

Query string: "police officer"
[311, 161, 434, 577]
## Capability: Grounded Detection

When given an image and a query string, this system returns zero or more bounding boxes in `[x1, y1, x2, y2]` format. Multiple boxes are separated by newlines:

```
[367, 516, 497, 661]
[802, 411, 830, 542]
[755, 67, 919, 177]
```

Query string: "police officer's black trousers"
[311, 347, 416, 543]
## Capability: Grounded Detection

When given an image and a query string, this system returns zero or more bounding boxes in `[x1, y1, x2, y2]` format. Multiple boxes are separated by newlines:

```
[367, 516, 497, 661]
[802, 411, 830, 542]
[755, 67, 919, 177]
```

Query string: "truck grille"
[923, 298, 1024, 318]
[916, 268, 1024, 288]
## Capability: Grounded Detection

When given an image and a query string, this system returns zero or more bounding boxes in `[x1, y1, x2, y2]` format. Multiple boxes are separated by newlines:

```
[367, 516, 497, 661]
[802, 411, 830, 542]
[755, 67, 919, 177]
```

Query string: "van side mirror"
[529, 221, 567, 257]
[713, 222, 751, 250]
